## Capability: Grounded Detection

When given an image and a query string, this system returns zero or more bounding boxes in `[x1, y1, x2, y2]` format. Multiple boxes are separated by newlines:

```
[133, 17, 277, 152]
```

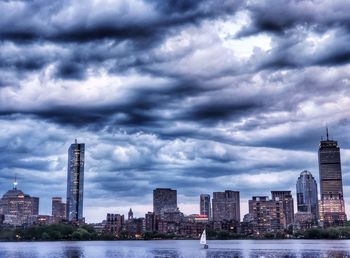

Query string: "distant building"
[271, 191, 294, 225]
[0, 181, 39, 226]
[105, 213, 124, 236]
[66, 139, 85, 222]
[296, 170, 318, 222]
[318, 129, 347, 226]
[200, 194, 211, 219]
[153, 188, 177, 216]
[212, 190, 240, 223]
[128, 208, 133, 220]
[145, 212, 155, 232]
[52, 197, 66, 222]
[249, 196, 285, 235]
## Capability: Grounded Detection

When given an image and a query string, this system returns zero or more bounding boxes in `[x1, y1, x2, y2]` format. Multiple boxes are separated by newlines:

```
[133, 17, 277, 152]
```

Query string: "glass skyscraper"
[296, 170, 318, 220]
[318, 129, 346, 226]
[66, 140, 85, 222]
[153, 188, 177, 216]
[200, 194, 211, 219]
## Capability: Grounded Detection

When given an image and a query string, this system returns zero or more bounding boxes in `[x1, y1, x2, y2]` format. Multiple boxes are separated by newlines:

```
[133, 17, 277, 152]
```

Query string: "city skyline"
[1, 0, 350, 223]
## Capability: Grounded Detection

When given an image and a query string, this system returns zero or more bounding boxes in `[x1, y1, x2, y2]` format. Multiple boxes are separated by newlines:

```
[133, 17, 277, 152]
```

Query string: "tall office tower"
[249, 196, 286, 235]
[271, 191, 294, 225]
[66, 139, 85, 222]
[52, 197, 66, 222]
[0, 180, 39, 226]
[296, 170, 319, 219]
[212, 190, 240, 222]
[153, 188, 177, 216]
[200, 194, 211, 219]
[145, 212, 155, 232]
[318, 129, 347, 226]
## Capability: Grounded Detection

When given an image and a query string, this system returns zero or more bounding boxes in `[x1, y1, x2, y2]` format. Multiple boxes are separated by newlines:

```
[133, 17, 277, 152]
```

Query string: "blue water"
[0, 239, 349, 258]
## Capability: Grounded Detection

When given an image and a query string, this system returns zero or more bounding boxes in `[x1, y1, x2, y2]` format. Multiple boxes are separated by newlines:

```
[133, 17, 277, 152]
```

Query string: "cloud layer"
[1, 0, 350, 222]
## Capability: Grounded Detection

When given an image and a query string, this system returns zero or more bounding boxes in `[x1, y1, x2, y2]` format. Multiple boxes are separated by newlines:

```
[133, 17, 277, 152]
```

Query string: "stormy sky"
[1, 0, 350, 222]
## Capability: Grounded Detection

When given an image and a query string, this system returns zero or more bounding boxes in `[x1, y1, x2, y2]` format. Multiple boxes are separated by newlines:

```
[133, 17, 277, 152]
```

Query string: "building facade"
[52, 197, 66, 223]
[200, 194, 211, 219]
[153, 188, 177, 216]
[318, 130, 347, 226]
[296, 170, 318, 221]
[248, 196, 285, 235]
[271, 191, 294, 225]
[212, 190, 240, 222]
[66, 140, 85, 222]
[0, 182, 39, 226]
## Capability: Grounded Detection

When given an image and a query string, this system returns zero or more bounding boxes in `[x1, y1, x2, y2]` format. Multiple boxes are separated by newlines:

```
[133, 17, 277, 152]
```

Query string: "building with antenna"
[66, 139, 85, 222]
[318, 127, 347, 227]
[0, 179, 39, 226]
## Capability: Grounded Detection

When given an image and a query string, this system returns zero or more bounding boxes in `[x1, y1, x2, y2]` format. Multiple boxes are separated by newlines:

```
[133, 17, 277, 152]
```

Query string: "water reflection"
[0, 240, 350, 258]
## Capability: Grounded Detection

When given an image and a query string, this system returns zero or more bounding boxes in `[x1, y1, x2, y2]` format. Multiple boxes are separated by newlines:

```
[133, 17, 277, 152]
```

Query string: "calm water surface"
[0, 240, 350, 258]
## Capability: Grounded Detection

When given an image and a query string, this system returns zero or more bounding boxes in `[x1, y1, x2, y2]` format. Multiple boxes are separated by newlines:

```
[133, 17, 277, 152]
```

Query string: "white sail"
[200, 229, 207, 245]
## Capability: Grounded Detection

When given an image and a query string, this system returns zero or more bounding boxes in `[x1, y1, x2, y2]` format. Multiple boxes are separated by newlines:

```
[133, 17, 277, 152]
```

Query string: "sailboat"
[200, 229, 208, 249]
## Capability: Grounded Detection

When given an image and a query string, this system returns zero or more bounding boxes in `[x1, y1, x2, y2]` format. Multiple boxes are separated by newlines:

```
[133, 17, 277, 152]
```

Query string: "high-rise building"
[0, 180, 39, 226]
[66, 139, 85, 222]
[212, 190, 240, 222]
[271, 191, 294, 225]
[200, 194, 211, 219]
[318, 129, 347, 226]
[296, 170, 318, 220]
[153, 188, 177, 216]
[248, 196, 285, 235]
[52, 197, 66, 222]
[145, 212, 155, 232]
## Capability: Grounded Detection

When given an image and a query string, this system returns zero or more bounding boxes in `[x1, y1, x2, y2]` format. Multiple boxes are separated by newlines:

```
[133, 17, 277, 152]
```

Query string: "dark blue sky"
[1, 0, 350, 222]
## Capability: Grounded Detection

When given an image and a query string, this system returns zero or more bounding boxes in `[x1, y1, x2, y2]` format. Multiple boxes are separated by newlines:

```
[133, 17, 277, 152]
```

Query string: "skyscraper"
[296, 170, 318, 220]
[212, 190, 240, 222]
[200, 194, 211, 219]
[318, 128, 346, 226]
[153, 188, 177, 216]
[66, 140, 85, 222]
[271, 191, 294, 225]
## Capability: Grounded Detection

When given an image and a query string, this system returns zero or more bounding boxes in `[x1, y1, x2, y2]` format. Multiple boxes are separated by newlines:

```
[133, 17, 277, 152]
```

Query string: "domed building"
[0, 180, 39, 226]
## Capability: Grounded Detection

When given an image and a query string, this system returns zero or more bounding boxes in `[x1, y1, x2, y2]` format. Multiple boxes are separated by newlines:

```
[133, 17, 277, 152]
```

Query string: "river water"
[0, 239, 349, 258]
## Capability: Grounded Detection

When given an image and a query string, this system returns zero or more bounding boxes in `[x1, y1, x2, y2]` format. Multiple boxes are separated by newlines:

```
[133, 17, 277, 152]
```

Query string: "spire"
[13, 174, 18, 190]
[75, 139, 77, 144]
[326, 125, 329, 140]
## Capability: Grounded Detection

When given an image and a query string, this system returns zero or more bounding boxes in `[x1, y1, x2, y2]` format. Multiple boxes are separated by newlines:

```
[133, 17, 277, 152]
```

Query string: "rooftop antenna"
[13, 174, 18, 190]
[75, 139, 77, 144]
[326, 125, 329, 140]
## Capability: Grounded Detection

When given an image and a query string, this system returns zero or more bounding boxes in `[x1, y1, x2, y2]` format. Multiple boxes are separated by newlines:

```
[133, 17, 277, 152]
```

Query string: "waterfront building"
[200, 194, 211, 219]
[52, 197, 66, 222]
[0, 181, 39, 226]
[66, 139, 85, 222]
[318, 129, 347, 226]
[271, 191, 294, 225]
[248, 196, 285, 235]
[105, 213, 124, 236]
[153, 188, 177, 216]
[212, 190, 240, 223]
[145, 212, 155, 232]
[296, 170, 318, 222]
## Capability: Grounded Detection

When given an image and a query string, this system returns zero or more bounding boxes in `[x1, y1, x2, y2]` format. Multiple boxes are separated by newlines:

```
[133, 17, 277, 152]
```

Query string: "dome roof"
[300, 170, 312, 176]
[2, 189, 24, 198]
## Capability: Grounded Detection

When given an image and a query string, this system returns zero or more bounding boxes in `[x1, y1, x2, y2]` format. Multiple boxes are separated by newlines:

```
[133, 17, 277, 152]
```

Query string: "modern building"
[318, 129, 347, 226]
[153, 188, 177, 216]
[0, 181, 39, 226]
[200, 194, 211, 219]
[52, 197, 66, 222]
[66, 139, 85, 222]
[248, 196, 285, 235]
[212, 190, 240, 222]
[271, 191, 294, 225]
[145, 212, 155, 232]
[296, 170, 318, 221]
